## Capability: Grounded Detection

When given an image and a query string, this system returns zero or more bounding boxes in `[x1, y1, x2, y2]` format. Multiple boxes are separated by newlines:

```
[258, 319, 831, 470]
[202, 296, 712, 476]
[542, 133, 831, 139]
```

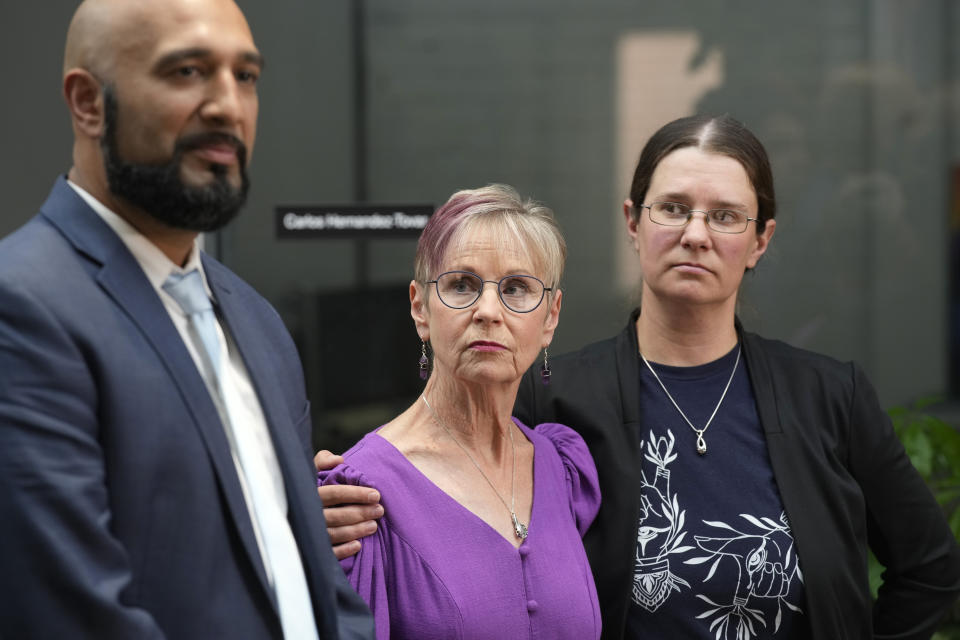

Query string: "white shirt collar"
[67, 180, 212, 299]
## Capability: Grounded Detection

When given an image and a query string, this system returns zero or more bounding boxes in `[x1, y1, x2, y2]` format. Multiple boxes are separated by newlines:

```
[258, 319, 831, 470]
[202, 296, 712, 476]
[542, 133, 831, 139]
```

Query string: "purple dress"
[319, 419, 601, 640]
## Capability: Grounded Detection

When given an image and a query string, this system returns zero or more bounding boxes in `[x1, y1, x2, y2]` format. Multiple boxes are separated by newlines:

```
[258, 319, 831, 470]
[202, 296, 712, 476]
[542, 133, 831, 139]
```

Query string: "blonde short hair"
[414, 184, 566, 291]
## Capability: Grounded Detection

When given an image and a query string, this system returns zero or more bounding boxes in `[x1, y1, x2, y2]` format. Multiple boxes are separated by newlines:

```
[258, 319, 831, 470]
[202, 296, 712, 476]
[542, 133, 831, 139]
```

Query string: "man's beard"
[100, 87, 250, 232]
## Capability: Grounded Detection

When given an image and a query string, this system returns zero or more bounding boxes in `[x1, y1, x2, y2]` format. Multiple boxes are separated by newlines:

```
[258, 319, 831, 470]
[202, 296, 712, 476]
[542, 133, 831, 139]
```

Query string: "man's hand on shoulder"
[314, 450, 384, 560]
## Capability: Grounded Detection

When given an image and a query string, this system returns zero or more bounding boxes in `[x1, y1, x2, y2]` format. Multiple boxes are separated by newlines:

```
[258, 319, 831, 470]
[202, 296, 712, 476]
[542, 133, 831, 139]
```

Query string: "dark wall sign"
[276, 204, 433, 238]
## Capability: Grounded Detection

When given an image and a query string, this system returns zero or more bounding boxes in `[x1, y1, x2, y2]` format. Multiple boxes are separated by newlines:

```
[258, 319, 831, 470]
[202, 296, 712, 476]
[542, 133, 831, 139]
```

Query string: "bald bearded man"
[0, 1, 373, 638]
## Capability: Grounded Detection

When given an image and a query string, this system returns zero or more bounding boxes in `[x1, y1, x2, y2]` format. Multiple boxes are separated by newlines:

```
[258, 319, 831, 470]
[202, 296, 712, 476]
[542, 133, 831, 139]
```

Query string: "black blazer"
[516, 309, 960, 639]
[0, 179, 373, 639]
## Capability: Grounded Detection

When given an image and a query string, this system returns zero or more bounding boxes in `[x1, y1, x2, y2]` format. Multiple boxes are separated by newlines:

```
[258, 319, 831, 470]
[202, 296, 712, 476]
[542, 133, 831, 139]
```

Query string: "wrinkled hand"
[315, 449, 384, 560]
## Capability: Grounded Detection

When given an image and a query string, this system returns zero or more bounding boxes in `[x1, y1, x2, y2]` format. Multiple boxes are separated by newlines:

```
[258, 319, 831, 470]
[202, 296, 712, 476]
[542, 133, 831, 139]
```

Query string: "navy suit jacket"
[0, 178, 374, 639]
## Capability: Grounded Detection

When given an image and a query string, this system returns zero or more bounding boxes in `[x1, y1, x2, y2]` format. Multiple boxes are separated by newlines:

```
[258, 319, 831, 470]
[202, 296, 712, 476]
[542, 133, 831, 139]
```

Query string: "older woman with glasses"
[319, 184, 601, 640]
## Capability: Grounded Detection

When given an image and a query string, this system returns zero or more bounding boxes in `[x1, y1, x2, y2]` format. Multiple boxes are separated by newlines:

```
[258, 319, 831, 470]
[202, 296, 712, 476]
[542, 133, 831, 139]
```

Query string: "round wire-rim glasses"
[640, 201, 759, 234]
[426, 270, 553, 313]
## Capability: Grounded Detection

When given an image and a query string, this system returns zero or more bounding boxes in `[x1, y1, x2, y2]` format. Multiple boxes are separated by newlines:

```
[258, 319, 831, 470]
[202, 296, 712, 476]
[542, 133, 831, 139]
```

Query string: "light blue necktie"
[163, 271, 222, 379]
[163, 270, 319, 640]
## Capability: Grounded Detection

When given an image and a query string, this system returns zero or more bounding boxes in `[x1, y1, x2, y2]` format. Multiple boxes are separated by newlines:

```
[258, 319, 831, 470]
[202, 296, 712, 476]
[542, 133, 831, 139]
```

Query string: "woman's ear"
[64, 69, 106, 139]
[410, 280, 429, 342]
[746, 218, 776, 269]
[541, 288, 562, 347]
[624, 199, 641, 251]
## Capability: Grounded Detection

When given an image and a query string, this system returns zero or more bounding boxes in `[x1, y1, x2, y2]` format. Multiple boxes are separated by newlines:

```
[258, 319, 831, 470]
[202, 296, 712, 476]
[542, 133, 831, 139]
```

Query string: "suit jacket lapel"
[205, 269, 295, 458]
[40, 178, 276, 604]
[204, 261, 313, 476]
[208, 264, 338, 626]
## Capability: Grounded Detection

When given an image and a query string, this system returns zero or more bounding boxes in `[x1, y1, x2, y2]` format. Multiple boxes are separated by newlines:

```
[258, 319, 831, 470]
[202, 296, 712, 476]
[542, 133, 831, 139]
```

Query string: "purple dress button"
[527, 600, 538, 612]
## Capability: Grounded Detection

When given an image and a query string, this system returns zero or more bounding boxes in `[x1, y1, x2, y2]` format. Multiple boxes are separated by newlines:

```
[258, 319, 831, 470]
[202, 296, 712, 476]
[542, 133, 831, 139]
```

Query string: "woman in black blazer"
[514, 114, 960, 640]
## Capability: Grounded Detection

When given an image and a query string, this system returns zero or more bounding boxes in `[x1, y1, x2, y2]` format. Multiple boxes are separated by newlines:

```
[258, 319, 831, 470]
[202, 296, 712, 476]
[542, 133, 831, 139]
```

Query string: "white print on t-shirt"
[685, 512, 804, 637]
[632, 430, 693, 611]
[632, 428, 804, 637]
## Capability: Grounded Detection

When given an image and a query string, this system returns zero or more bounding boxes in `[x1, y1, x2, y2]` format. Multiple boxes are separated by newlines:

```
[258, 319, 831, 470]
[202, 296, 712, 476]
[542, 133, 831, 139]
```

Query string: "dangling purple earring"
[418, 341, 430, 380]
[540, 347, 551, 385]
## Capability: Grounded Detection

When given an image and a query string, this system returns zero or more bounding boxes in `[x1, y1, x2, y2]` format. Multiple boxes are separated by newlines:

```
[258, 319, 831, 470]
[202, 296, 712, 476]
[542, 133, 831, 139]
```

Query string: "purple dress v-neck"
[319, 419, 601, 640]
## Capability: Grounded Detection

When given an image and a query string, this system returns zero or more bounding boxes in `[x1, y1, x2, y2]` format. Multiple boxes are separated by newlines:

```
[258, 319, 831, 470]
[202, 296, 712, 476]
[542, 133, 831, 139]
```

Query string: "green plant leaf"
[867, 550, 882, 600]
[950, 508, 960, 541]
[885, 400, 960, 630]
[901, 427, 934, 477]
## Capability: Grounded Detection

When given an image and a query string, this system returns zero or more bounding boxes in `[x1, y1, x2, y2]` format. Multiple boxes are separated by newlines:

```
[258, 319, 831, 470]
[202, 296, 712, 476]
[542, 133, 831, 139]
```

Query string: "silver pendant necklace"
[640, 346, 741, 455]
[421, 394, 528, 540]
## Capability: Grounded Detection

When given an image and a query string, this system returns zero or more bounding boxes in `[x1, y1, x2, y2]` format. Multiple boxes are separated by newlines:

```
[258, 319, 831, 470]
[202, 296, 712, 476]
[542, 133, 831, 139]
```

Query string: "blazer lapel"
[204, 270, 297, 458]
[203, 261, 312, 475]
[739, 324, 784, 436]
[616, 308, 644, 429]
[41, 179, 276, 605]
[208, 265, 337, 628]
[738, 326, 829, 632]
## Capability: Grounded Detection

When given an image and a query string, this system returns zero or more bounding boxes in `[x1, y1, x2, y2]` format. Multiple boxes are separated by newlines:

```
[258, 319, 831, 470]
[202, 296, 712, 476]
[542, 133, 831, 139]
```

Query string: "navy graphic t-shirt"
[626, 345, 808, 639]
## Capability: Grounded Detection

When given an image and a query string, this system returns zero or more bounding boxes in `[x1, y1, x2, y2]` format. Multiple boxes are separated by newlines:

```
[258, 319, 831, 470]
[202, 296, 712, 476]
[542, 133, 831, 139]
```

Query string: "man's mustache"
[175, 132, 248, 166]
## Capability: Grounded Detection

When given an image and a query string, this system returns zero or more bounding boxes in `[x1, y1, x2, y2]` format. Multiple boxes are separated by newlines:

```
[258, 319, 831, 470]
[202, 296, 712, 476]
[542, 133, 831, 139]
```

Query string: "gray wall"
[2, 1, 955, 448]
[1, 2, 75, 227]
[351, 0, 953, 407]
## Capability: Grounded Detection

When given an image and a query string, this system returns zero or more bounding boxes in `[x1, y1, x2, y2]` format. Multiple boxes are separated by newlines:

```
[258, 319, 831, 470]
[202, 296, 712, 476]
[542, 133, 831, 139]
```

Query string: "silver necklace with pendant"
[640, 346, 741, 455]
[421, 394, 528, 540]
